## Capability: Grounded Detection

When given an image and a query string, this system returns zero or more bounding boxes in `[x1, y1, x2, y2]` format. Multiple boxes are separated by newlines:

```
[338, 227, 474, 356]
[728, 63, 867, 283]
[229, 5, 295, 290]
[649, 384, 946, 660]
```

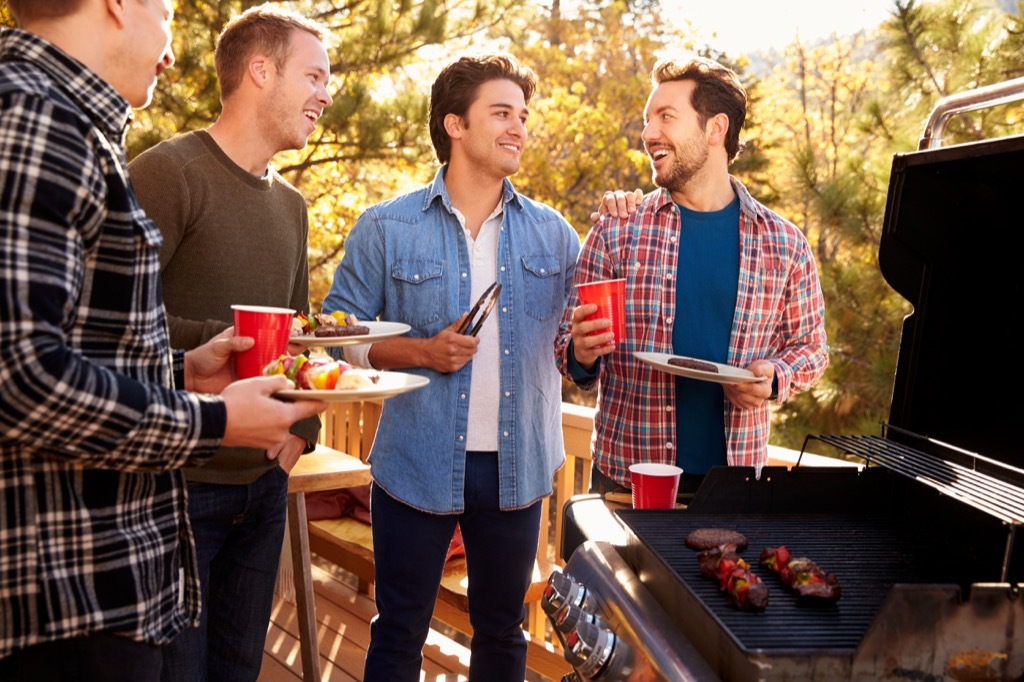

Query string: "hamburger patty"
[685, 528, 749, 551]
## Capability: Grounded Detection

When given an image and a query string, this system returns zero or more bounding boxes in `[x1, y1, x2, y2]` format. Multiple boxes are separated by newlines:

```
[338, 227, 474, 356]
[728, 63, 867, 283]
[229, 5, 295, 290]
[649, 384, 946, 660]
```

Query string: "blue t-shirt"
[672, 197, 739, 473]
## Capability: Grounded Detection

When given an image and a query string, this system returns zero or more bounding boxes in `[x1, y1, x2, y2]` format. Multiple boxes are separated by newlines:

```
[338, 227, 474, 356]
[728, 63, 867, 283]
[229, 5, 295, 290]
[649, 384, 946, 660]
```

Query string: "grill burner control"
[542, 571, 590, 617]
[565, 620, 631, 679]
[554, 602, 602, 635]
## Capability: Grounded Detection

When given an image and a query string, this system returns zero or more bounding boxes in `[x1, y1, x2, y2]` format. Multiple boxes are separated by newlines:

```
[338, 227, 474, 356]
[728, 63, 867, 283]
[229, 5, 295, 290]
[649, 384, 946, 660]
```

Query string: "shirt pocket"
[521, 254, 563, 321]
[390, 259, 445, 327]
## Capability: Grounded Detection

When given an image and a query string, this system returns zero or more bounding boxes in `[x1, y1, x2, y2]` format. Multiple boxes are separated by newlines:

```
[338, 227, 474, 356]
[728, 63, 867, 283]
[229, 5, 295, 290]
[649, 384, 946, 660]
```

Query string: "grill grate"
[617, 511, 947, 653]
[805, 427, 1024, 581]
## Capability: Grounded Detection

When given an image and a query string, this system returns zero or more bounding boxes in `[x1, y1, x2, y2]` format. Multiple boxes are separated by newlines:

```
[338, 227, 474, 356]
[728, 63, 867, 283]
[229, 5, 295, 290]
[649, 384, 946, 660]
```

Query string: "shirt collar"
[651, 175, 763, 222]
[0, 28, 133, 140]
[423, 165, 526, 215]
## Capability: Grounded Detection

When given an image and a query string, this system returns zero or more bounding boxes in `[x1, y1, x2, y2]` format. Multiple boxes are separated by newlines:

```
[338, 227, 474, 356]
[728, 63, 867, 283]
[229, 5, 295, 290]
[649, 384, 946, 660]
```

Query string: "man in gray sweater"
[129, 6, 333, 681]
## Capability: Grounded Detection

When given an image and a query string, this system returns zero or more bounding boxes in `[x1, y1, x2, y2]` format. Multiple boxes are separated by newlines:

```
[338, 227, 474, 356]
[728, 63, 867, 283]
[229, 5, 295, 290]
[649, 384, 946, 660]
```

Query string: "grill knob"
[564, 620, 616, 679]
[553, 601, 602, 635]
[542, 571, 588, 617]
[560, 674, 583, 682]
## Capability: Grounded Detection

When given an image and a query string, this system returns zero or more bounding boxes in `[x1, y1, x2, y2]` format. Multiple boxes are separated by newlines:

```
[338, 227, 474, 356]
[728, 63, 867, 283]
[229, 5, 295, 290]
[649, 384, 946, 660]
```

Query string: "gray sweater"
[130, 130, 319, 484]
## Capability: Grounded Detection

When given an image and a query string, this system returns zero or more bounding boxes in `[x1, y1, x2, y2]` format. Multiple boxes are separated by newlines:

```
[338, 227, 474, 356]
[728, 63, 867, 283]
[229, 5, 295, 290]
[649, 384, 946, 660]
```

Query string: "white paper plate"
[289, 321, 411, 347]
[634, 352, 768, 385]
[275, 372, 429, 402]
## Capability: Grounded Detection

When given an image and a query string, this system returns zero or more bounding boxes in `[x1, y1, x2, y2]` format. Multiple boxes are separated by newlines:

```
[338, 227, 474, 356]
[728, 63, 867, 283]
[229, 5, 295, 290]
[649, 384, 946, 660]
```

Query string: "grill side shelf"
[803, 430, 1022, 581]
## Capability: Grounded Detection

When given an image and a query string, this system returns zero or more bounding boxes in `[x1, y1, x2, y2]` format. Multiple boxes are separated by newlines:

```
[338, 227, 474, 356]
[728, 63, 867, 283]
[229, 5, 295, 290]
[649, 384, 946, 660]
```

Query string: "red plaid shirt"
[555, 179, 828, 486]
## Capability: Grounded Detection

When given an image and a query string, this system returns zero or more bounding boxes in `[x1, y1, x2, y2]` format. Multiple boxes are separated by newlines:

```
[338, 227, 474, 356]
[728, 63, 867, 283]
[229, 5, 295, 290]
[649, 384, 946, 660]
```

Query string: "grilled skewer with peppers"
[759, 546, 841, 602]
[697, 543, 769, 611]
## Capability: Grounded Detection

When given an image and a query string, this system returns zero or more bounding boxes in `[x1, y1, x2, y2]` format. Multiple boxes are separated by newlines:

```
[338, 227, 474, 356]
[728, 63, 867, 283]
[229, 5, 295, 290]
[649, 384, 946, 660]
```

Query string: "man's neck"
[669, 170, 735, 212]
[207, 116, 275, 177]
[443, 163, 504, 239]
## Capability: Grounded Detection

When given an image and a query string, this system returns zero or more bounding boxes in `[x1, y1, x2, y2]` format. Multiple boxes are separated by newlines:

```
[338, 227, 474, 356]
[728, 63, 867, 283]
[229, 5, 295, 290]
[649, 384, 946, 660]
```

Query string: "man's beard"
[651, 140, 708, 192]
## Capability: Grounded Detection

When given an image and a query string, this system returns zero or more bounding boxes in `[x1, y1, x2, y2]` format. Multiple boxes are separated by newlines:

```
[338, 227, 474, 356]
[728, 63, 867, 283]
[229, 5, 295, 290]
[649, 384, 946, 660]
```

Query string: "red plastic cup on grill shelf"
[576, 278, 626, 344]
[629, 463, 683, 509]
[231, 305, 294, 379]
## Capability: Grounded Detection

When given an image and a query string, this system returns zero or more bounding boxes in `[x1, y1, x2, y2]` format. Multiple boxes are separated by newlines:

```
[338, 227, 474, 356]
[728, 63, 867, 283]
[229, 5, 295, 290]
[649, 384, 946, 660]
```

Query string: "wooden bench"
[307, 400, 573, 679]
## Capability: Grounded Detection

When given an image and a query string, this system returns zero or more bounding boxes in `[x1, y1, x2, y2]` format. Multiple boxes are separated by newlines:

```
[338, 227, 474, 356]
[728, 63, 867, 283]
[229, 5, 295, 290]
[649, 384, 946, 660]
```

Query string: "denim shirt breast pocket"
[521, 254, 563, 321]
[391, 259, 445, 327]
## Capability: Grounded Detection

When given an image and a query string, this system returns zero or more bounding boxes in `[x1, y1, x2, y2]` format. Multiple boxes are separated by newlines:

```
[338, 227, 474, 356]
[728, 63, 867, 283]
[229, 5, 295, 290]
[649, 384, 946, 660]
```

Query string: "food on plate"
[686, 528, 749, 551]
[759, 546, 841, 602]
[294, 311, 370, 337]
[667, 356, 719, 373]
[697, 543, 769, 611]
[262, 354, 379, 390]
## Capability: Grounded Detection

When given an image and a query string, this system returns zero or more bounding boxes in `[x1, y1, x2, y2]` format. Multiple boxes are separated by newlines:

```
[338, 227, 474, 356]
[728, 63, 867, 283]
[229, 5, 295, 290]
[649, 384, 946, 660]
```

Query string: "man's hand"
[570, 303, 615, 370]
[723, 360, 775, 409]
[590, 188, 643, 224]
[184, 327, 250, 394]
[220, 376, 325, 450]
[421, 315, 480, 373]
[266, 433, 307, 473]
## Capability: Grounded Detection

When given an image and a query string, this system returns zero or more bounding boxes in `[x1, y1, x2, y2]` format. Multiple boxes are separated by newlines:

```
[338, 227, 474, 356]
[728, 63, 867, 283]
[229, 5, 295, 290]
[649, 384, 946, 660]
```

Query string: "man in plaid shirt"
[556, 56, 828, 495]
[0, 2, 323, 679]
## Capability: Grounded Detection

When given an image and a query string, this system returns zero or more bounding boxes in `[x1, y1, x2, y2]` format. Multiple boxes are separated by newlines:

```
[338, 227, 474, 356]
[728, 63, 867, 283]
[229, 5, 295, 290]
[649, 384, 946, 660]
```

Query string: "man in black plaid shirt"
[0, 2, 324, 679]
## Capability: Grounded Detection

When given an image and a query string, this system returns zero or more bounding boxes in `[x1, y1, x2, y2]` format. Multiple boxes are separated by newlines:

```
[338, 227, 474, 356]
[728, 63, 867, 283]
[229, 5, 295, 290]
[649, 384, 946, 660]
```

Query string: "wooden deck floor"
[259, 557, 556, 681]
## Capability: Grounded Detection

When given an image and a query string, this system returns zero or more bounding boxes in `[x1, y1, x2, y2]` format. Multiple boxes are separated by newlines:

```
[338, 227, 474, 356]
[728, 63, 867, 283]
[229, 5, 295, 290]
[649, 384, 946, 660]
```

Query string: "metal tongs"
[457, 281, 501, 336]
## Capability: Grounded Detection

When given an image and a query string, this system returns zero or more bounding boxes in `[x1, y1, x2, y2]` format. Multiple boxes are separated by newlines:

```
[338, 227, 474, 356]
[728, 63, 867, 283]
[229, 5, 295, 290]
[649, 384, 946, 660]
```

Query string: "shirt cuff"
[567, 340, 600, 382]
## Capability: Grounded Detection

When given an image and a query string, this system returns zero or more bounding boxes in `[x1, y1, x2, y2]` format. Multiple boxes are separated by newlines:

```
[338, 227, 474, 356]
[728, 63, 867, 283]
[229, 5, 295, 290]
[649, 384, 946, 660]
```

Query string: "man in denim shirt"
[323, 53, 579, 681]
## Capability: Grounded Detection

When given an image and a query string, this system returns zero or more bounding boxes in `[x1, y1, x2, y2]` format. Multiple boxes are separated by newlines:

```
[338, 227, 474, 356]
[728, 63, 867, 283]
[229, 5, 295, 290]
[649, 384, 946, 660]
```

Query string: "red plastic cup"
[576, 278, 626, 343]
[231, 305, 294, 379]
[629, 463, 683, 509]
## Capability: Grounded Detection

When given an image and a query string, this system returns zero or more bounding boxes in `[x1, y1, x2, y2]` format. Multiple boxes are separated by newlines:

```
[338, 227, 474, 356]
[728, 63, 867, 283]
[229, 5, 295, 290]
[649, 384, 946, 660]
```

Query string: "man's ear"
[248, 56, 270, 88]
[707, 112, 729, 147]
[444, 113, 464, 139]
[105, 0, 127, 29]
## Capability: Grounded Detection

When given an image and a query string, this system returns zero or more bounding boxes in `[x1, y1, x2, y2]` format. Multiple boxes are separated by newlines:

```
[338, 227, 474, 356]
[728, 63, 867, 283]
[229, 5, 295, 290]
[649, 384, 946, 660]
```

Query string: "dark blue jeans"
[161, 466, 289, 682]
[363, 451, 543, 682]
[0, 631, 161, 681]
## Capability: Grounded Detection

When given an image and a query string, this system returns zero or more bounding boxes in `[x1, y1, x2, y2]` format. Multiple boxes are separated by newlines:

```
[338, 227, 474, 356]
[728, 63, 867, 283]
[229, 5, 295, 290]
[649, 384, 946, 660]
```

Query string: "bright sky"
[662, 0, 898, 54]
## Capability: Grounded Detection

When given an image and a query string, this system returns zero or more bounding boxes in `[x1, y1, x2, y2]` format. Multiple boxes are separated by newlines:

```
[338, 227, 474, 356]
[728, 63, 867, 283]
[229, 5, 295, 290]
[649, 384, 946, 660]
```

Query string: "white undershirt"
[458, 204, 501, 451]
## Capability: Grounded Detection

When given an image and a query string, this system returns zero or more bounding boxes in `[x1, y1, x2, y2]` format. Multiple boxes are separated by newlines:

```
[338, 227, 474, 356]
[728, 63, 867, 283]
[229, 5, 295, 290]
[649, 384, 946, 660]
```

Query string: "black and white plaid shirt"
[0, 29, 227, 657]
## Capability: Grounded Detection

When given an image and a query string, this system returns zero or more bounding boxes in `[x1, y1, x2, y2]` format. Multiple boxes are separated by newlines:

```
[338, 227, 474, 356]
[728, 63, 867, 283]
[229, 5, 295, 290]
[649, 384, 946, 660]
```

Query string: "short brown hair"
[429, 53, 537, 165]
[651, 56, 747, 161]
[5, 0, 84, 24]
[215, 3, 326, 101]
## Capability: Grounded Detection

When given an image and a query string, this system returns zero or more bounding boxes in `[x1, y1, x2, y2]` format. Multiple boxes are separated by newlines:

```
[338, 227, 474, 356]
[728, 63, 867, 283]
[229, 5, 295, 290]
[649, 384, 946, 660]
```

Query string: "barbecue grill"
[545, 79, 1024, 681]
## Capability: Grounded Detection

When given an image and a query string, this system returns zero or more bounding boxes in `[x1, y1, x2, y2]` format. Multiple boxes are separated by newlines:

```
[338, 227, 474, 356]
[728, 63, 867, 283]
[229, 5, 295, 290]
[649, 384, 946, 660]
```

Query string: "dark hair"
[429, 53, 537, 164]
[215, 3, 325, 101]
[6, 0, 84, 24]
[651, 56, 747, 161]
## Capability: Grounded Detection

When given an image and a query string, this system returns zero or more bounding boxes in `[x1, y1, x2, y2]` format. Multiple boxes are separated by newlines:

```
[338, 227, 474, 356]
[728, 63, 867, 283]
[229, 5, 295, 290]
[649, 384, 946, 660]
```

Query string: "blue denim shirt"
[323, 167, 581, 513]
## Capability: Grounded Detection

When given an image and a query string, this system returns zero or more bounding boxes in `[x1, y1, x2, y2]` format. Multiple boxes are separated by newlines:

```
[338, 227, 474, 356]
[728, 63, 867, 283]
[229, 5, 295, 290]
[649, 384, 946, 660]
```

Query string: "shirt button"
[670, 236, 677, 243]
[460, 393, 466, 400]
[666, 405, 673, 412]
[540, 268, 546, 274]
[503, 431, 509, 437]
[504, 349, 510, 355]
[413, 274, 420, 281]
[666, 273, 673, 280]
[458, 435, 465, 442]
[665, 317, 673, 325]
[462, 272, 468, 278]
[504, 391, 511, 397]
[501, 306, 507, 313]
[500, 266, 506, 272]
[666, 442, 674, 450]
